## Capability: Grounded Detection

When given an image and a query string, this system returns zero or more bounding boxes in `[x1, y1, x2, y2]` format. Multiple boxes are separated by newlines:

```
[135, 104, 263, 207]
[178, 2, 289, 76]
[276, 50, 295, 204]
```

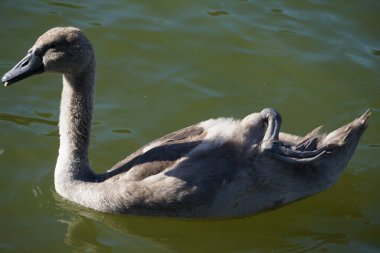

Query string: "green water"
[0, 1, 379, 252]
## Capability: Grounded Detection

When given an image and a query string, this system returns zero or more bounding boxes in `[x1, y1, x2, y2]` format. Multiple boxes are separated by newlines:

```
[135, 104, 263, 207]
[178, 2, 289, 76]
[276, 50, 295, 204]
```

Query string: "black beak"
[2, 51, 44, 87]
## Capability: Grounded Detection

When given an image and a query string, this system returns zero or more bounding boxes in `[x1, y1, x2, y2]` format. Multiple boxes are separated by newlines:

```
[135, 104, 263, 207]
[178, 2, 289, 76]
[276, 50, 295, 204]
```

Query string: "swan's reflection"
[56, 193, 357, 253]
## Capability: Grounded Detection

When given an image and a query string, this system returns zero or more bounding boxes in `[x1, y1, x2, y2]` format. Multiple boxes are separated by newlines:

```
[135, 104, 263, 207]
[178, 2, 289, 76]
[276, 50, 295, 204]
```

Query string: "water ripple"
[0, 113, 57, 126]
[112, 129, 132, 134]
[370, 49, 380, 56]
[44, 0, 85, 9]
[207, 10, 229, 16]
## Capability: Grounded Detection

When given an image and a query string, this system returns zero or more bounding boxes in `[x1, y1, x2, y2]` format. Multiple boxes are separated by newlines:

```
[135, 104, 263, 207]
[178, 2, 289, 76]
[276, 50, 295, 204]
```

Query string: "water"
[0, 1, 379, 252]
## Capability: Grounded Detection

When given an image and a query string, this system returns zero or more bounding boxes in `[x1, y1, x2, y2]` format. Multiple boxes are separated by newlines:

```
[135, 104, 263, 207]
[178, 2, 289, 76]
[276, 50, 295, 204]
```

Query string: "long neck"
[55, 59, 97, 195]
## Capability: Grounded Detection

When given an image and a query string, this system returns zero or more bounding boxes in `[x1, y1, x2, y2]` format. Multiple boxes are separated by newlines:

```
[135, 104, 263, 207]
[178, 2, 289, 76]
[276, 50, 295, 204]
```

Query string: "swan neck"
[55, 59, 96, 184]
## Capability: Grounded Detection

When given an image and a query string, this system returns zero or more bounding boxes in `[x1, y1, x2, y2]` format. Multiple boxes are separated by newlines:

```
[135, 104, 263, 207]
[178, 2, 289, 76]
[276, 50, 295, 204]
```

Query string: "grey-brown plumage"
[1, 27, 370, 217]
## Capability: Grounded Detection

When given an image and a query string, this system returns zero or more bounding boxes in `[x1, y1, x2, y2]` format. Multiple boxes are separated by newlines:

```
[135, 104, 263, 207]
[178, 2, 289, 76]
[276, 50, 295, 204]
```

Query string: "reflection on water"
[57, 187, 372, 253]
[62, 215, 173, 253]
[62, 216, 113, 253]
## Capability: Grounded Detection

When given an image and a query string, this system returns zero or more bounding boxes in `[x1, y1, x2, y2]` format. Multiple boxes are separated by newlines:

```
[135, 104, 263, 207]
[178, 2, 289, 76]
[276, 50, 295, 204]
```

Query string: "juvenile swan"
[2, 27, 370, 217]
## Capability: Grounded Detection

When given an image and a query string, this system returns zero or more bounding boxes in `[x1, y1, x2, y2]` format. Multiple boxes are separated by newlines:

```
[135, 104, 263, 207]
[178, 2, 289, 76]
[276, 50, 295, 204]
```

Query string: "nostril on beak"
[21, 60, 30, 68]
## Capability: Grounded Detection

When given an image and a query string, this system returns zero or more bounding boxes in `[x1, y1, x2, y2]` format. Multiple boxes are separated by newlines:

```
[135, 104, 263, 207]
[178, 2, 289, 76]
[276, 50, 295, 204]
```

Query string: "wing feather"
[106, 124, 205, 177]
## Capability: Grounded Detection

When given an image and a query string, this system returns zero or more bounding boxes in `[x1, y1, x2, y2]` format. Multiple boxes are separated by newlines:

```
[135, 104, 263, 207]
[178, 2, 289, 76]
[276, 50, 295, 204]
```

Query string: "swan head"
[2, 26, 93, 86]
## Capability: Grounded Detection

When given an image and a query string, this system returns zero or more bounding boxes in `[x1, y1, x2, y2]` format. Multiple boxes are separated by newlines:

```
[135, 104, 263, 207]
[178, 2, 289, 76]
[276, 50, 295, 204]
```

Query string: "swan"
[1, 27, 370, 218]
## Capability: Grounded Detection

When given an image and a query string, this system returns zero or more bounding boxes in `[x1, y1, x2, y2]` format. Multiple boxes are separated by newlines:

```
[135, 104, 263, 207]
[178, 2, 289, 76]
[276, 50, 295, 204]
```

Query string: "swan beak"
[2, 51, 44, 87]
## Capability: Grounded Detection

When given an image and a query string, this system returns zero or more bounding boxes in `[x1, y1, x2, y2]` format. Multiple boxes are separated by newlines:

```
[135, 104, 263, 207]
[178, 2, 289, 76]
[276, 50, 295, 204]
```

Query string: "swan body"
[2, 27, 370, 218]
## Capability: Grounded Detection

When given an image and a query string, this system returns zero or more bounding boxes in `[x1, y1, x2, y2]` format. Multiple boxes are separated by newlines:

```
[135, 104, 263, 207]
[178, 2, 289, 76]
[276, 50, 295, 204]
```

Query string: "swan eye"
[48, 44, 57, 51]
[45, 43, 57, 53]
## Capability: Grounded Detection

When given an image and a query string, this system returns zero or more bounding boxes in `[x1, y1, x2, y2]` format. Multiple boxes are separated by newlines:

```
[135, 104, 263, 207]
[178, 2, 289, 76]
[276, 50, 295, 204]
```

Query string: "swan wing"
[107, 124, 205, 175]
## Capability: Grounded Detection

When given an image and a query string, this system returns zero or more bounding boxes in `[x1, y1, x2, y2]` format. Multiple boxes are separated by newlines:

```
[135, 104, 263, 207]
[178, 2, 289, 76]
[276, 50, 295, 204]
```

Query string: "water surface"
[0, 1, 379, 252]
